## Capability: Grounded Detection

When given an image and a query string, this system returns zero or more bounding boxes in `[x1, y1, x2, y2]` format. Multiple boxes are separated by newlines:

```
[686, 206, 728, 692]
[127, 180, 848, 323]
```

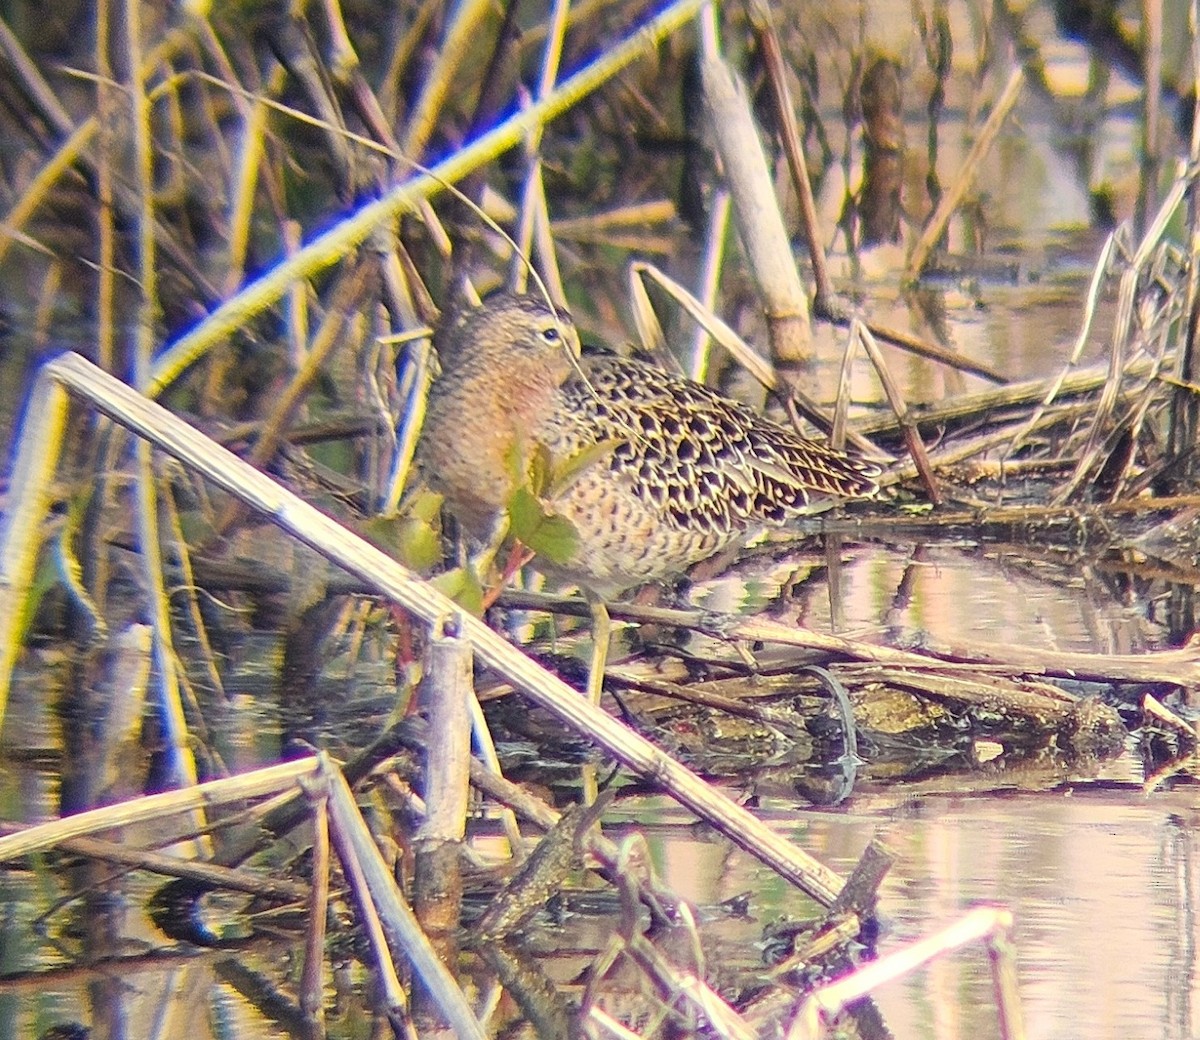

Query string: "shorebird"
[416, 293, 879, 701]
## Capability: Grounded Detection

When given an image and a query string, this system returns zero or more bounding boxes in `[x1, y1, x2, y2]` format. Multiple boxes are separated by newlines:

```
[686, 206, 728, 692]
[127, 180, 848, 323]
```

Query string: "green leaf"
[397, 518, 443, 572]
[361, 489, 446, 572]
[405, 487, 447, 524]
[525, 513, 580, 566]
[546, 438, 621, 498]
[502, 435, 526, 485]
[527, 442, 553, 496]
[508, 486, 579, 566]
[507, 486, 542, 542]
[431, 566, 485, 616]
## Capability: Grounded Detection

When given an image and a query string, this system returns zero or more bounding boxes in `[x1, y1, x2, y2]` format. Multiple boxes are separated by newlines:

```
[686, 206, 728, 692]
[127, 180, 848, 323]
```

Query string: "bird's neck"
[424, 357, 568, 535]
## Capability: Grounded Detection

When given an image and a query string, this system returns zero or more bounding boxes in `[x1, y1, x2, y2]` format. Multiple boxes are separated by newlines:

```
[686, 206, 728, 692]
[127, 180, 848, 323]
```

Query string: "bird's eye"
[540, 326, 560, 343]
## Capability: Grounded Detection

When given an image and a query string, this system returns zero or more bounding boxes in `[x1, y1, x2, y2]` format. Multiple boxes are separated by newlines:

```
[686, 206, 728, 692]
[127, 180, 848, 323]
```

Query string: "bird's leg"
[584, 588, 611, 705]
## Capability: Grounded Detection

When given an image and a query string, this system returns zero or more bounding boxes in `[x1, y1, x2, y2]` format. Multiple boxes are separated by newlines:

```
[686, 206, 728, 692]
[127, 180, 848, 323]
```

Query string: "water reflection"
[765, 789, 1200, 1040]
[597, 777, 1200, 1040]
[688, 539, 1169, 657]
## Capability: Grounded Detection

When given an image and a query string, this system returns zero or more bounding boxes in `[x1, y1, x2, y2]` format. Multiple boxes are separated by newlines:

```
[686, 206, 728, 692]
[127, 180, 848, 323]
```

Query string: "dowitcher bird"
[417, 293, 879, 700]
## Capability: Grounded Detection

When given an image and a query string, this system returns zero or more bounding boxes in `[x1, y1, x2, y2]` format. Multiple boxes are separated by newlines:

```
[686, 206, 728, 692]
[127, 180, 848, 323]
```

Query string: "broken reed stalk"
[687, 189, 732, 380]
[888, 400, 1100, 487]
[0, 756, 321, 863]
[632, 261, 780, 390]
[1168, 8, 1200, 471]
[412, 627, 472, 1031]
[856, 355, 1157, 438]
[853, 320, 941, 504]
[1056, 165, 1197, 503]
[639, 257, 1008, 393]
[785, 906, 1024, 1040]
[831, 839, 896, 917]
[420, 627, 474, 844]
[0, 826, 311, 902]
[1006, 231, 1119, 456]
[667, 217, 1008, 385]
[0, 351, 854, 908]
[745, 0, 835, 315]
[299, 778, 331, 1034]
[699, 45, 811, 365]
[855, 316, 1008, 383]
[829, 319, 858, 450]
[734, 615, 1200, 686]
[629, 265, 676, 367]
[324, 758, 486, 1040]
[1141, 692, 1196, 742]
[324, 772, 414, 1028]
[1055, 262, 1143, 503]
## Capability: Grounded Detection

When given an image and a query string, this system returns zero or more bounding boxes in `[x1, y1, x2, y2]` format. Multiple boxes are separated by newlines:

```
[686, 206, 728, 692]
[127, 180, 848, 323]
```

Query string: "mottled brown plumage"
[417, 293, 879, 598]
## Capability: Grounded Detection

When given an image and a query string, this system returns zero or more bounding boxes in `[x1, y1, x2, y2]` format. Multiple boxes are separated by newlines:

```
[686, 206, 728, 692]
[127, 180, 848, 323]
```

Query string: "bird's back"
[534, 350, 879, 595]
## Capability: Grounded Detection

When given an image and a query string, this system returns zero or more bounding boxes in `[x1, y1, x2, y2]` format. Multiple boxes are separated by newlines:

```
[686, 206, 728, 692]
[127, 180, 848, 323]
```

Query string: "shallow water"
[2, 530, 1190, 1039]
[658, 780, 1200, 1040]
[1, 3, 1196, 1039]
